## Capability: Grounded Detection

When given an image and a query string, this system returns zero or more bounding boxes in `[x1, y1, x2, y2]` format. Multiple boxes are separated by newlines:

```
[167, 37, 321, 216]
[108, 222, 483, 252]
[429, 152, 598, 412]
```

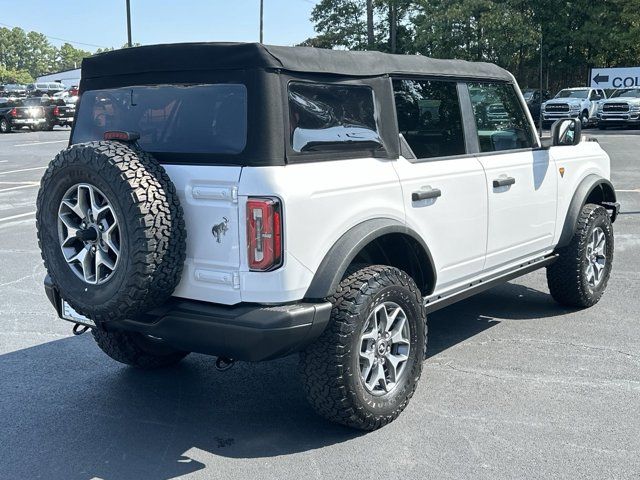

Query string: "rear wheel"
[300, 265, 426, 430]
[547, 204, 613, 307]
[92, 327, 189, 369]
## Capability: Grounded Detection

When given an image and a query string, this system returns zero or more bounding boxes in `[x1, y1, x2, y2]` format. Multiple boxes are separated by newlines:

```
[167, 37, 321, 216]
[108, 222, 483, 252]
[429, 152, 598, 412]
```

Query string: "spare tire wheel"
[36, 141, 186, 324]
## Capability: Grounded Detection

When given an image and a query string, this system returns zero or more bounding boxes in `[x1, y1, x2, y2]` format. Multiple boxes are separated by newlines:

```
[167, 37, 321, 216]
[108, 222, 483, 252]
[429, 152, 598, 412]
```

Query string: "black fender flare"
[557, 174, 617, 249]
[304, 218, 436, 299]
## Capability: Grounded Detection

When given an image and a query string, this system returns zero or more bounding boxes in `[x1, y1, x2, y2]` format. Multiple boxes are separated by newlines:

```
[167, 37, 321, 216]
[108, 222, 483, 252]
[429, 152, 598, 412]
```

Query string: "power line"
[0, 22, 109, 49]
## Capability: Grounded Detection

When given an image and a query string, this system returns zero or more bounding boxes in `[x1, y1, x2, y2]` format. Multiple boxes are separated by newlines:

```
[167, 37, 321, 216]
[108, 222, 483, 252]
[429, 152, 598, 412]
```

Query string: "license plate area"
[61, 300, 95, 328]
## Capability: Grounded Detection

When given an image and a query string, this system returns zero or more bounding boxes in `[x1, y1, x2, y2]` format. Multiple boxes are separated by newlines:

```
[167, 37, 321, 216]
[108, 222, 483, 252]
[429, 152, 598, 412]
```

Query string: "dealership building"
[35, 67, 81, 87]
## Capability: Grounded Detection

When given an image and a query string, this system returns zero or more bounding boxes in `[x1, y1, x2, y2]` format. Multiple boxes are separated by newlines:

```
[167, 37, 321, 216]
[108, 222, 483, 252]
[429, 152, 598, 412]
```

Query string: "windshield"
[72, 84, 248, 155]
[555, 89, 588, 99]
[522, 91, 535, 100]
[611, 89, 640, 98]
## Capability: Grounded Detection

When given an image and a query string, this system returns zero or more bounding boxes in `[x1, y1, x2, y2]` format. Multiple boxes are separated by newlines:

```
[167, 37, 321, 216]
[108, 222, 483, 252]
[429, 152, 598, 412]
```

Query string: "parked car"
[542, 87, 606, 128]
[596, 88, 640, 129]
[0, 97, 47, 132]
[26, 82, 66, 97]
[1, 83, 28, 99]
[53, 85, 80, 100]
[522, 89, 550, 120]
[22, 96, 75, 129]
[37, 43, 619, 430]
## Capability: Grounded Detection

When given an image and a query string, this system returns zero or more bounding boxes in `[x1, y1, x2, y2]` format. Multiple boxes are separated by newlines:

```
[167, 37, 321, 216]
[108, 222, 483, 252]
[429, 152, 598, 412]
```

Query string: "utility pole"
[126, 0, 133, 48]
[259, 0, 264, 43]
[539, 32, 544, 137]
[366, 0, 374, 49]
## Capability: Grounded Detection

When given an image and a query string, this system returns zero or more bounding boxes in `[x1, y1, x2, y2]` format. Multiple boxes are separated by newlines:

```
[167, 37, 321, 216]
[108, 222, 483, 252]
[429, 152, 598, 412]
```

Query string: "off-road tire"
[547, 204, 613, 307]
[92, 327, 188, 369]
[0, 118, 10, 133]
[36, 141, 186, 323]
[300, 265, 426, 430]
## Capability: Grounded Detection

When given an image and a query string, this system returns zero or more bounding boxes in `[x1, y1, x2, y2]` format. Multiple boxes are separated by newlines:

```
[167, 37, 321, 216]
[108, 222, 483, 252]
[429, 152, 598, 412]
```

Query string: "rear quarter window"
[72, 84, 248, 155]
[288, 82, 383, 154]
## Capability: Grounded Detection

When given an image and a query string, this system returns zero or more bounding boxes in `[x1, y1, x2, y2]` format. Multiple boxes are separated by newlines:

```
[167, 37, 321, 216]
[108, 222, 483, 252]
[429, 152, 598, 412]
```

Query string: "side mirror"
[551, 118, 582, 146]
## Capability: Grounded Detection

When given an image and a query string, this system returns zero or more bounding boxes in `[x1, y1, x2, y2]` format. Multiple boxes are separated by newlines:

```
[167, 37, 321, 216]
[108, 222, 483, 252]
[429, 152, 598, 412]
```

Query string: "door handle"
[492, 176, 516, 188]
[412, 188, 442, 201]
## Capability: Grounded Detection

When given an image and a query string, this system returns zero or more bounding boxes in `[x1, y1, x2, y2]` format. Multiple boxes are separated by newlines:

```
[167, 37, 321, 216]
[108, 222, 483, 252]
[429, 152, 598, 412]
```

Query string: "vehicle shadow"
[0, 282, 572, 480]
[426, 281, 577, 358]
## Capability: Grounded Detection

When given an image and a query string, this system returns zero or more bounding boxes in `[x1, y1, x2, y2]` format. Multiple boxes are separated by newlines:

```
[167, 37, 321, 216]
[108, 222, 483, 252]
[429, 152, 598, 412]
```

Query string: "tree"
[0, 65, 33, 84]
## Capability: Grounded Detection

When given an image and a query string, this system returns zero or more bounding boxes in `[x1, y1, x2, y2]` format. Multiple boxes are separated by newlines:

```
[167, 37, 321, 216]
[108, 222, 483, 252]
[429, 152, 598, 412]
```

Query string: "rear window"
[72, 84, 247, 155]
[288, 82, 382, 153]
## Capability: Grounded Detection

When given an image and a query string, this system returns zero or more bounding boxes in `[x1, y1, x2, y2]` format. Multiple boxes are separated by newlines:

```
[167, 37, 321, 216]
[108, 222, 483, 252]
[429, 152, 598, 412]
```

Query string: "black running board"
[423, 255, 558, 314]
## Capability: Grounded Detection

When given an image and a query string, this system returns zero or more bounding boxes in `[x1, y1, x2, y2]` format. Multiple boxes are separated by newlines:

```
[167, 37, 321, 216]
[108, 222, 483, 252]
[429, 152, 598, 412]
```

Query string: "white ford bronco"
[37, 43, 619, 430]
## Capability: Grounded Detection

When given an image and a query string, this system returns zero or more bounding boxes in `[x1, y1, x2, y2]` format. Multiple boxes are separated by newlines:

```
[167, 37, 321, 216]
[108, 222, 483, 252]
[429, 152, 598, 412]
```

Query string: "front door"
[467, 82, 558, 271]
[392, 79, 488, 292]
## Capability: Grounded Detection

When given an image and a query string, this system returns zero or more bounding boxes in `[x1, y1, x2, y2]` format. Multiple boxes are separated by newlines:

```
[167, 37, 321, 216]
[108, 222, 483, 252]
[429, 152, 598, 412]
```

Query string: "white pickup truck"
[542, 87, 607, 128]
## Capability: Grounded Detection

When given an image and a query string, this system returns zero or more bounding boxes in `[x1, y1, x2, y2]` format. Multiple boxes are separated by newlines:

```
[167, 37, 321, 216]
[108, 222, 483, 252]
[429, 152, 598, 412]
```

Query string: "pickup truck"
[542, 87, 606, 128]
[21, 97, 75, 130]
[596, 88, 640, 129]
[0, 97, 47, 133]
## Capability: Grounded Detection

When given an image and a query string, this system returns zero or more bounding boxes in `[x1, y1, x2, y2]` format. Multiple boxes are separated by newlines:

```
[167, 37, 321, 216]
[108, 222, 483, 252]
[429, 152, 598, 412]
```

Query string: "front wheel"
[0, 118, 11, 133]
[299, 265, 426, 430]
[581, 111, 590, 129]
[547, 204, 613, 307]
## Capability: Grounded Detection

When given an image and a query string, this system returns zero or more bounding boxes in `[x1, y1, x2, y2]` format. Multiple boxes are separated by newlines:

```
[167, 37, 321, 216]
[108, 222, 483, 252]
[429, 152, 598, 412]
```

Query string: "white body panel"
[478, 149, 558, 270]
[549, 140, 611, 246]
[238, 158, 405, 303]
[165, 164, 243, 305]
[393, 156, 488, 291]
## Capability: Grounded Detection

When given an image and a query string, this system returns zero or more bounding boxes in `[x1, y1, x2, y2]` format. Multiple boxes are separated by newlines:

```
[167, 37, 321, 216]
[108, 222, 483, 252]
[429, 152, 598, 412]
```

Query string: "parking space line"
[618, 189, 640, 193]
[0, 211, 35, 223]
[0, 183, 40, 193]
[13, 140, 68, 147]
[0, 166, 47, 176]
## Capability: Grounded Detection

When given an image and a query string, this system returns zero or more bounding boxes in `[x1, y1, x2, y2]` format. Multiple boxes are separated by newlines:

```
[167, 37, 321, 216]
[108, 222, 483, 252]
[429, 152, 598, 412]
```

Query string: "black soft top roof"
[81, 42, 513, 82]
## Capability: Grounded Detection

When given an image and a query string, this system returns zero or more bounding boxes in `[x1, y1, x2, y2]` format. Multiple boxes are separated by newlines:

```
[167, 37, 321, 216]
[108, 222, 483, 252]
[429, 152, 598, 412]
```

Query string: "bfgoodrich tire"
[299, 265, 426, 430]
[547, 204, 613, 307]
[92, 327, 189, 369]
[36, 141, 186, 323]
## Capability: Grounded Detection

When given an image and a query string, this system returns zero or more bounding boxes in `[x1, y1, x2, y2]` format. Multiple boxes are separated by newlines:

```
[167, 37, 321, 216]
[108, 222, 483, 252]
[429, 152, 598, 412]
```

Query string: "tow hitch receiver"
[72, 323, 91, 336]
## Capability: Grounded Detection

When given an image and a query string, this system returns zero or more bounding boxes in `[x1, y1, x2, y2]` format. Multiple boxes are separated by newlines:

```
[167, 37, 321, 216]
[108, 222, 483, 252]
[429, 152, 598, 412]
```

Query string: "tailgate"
[16, 106, 45, 119]
[164, 164, 243, 305]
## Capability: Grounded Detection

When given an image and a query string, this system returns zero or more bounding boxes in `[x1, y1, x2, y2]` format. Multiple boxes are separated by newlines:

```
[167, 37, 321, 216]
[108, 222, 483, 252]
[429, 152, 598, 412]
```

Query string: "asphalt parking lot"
[0, 128, 639, 480]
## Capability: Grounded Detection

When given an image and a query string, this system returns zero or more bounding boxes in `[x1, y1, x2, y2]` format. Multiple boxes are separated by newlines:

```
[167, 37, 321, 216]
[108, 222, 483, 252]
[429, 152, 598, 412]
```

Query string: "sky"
[0, 0, 319, 51]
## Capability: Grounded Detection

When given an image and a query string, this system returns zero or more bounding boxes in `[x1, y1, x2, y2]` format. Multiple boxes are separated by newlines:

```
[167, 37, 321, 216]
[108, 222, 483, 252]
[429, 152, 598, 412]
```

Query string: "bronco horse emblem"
[211, 217, 229, 243]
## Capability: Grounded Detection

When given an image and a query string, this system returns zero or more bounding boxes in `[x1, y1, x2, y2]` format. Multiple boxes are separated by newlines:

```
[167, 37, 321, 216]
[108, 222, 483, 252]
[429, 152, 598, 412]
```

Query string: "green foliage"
[0, 65, 33, 84]
[0, 27, 92, 81]
[306, 0, 640, 91]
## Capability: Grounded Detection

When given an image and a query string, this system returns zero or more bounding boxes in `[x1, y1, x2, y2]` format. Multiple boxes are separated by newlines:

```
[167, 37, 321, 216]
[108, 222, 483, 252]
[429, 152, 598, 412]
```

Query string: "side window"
[288, 82, 382, 153]
[392, 79, 466, 159]
[468, 82, 535, 153]
[589, 90, 599, 101]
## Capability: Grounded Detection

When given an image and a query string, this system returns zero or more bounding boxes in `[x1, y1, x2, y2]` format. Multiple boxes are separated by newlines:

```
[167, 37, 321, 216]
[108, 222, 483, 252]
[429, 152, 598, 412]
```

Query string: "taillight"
[247, 197, 283, 271]
[53, 106, 60, 116]
[9, 108, 17, 118]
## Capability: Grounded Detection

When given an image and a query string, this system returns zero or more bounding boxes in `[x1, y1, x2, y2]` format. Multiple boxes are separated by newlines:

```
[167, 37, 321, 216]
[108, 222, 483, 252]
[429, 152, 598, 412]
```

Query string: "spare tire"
[36, 141, 186, 323]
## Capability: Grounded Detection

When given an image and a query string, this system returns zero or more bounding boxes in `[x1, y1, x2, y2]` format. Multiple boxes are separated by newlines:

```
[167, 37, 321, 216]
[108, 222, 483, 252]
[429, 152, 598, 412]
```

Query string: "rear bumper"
[44, 275, 332, 362]
[12, 118, 45, 126]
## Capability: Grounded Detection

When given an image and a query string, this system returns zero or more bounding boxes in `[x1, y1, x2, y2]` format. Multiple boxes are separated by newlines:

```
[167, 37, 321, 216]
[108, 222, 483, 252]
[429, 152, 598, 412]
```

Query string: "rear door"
[165, 165, 243, 304]
[392, 78, 488, 292]
[467, 82, 557, 271]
